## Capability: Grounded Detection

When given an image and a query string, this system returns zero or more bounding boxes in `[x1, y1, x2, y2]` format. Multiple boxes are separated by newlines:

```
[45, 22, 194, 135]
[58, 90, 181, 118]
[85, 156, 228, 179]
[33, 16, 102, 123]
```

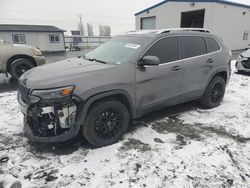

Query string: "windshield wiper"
[93, 59, 107, 64]
[84, 56, 107, 64]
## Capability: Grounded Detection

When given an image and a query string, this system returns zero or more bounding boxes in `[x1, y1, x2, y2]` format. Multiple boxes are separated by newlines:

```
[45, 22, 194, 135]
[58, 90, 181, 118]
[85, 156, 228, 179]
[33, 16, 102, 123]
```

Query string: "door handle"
[207, 58, 214, 63]
[171, 66, 182, 71]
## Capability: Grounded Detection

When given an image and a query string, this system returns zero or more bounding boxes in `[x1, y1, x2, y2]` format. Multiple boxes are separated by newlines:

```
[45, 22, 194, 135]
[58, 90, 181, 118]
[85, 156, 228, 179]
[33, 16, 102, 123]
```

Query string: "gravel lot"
[0, 52, 250, 187]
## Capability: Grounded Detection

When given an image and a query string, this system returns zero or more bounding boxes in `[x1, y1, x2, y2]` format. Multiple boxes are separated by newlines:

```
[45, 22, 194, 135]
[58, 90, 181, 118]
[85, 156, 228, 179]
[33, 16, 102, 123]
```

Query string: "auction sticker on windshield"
[125, 43, 141, 49]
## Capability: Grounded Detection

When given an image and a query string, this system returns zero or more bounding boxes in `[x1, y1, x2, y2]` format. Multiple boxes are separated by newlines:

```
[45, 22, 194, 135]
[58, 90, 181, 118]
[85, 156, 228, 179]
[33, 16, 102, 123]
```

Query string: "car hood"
[241, 49, 250, 58]
[21, 57, 117, 89]
[13, 44, 33, 48]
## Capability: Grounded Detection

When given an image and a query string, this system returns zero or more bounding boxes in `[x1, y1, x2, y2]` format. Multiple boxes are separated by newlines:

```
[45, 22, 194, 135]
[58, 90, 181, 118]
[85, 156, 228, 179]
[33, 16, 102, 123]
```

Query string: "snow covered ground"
[0, 61, 250, 188]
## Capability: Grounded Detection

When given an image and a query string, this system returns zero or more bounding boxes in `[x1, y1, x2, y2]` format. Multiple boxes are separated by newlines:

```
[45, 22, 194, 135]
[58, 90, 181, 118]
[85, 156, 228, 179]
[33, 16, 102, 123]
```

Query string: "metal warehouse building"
[0, 24, 66, 52]
[135, 0, 250, 50]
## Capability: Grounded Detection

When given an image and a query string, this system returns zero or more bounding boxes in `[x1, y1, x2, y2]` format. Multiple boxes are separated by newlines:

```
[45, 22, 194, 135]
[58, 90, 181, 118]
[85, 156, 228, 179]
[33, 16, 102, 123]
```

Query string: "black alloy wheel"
[200, 76, 226, 109]
[82, 100, 129, 147]
[210, 82, 224, 103]
[94, 106, 123, 139]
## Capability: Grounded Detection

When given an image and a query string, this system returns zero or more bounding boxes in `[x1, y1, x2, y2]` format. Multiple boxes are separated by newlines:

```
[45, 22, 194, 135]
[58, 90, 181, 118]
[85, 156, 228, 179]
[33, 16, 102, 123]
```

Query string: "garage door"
[141, 17, 156, 30]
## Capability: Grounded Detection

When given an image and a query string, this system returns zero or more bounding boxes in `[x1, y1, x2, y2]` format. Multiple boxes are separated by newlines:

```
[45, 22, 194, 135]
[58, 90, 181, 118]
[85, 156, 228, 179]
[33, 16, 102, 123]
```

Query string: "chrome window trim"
[136, 35, 222, 67]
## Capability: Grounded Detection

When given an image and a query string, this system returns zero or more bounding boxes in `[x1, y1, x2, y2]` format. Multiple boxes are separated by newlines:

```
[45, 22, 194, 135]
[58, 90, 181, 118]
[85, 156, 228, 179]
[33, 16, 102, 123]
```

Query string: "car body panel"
[135, 61, 184, 113]
[21, 58, 135, 103]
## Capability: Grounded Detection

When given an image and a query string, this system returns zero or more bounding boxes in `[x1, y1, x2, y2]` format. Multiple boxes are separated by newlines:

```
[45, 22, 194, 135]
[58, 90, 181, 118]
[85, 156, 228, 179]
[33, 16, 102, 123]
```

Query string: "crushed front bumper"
[235, 59, 250, 73]
[18, 92, 84, 143]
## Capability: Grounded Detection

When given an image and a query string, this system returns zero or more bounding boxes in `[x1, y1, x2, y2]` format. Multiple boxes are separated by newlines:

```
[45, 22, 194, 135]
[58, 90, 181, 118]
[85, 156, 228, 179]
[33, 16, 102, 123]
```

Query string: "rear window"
[204, 37, 220, 53]
[182, 36, 206, 58]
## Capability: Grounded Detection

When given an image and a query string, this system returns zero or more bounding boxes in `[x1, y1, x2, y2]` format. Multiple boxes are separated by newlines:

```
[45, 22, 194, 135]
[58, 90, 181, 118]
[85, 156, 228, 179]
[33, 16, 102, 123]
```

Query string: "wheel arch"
[78, 90, 136, 131]
[6, 54, 36, 73]
[203, 69, 228, 95]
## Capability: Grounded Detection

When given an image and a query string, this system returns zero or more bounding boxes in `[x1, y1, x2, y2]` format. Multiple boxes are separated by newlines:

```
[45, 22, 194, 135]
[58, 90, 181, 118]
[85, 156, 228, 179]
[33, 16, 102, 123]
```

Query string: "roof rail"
[122, 28, 210, 35]
[156, 28, 210, 34]
[123, 28, 210, 35]
[123, 30, 159, 35]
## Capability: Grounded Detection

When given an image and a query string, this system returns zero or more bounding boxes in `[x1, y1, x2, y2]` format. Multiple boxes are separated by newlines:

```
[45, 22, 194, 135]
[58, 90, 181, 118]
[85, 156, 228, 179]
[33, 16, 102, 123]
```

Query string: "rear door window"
[143, 37, 179, 64]
[182, 36, 207, 58]
[204, 37, 221, 53]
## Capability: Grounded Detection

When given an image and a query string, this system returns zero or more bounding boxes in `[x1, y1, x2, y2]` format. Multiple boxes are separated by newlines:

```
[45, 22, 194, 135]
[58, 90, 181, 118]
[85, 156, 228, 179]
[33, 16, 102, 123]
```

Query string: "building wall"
[0, 31, 65, 52]
[213, 3, 250, 50]
[135, 2, 216, 30]
[135, 2, 250, 50]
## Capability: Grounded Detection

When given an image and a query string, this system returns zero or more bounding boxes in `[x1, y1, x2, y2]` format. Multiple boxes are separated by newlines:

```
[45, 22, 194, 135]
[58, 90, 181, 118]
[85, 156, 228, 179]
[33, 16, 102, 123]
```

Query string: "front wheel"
[82, 100, 129, 147]
[200, 76, 226, 109]
[9, 58, 34, 79]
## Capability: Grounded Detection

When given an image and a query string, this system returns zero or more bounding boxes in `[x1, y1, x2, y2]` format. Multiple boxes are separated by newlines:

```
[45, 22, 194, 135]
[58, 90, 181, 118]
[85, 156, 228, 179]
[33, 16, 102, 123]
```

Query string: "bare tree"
[99, 24, 111, 36]
[87, 23, 94, 36]
[78, 15, 85, 36]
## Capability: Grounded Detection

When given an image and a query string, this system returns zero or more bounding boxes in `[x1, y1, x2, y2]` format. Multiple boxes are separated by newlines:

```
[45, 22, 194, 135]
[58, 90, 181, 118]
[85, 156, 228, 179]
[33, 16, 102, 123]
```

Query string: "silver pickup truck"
[0, 39, 46, 79]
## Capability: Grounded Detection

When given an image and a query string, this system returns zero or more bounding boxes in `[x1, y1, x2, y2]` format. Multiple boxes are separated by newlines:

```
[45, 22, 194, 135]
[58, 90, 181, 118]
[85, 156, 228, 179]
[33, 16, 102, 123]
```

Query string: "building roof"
[135, 0, 250, 16]
[0, 24, 66, 32]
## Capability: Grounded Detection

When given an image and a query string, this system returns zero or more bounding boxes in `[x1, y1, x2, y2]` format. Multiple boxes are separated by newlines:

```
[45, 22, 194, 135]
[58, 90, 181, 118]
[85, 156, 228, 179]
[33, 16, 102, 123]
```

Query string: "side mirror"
[138, 56, 160, 66]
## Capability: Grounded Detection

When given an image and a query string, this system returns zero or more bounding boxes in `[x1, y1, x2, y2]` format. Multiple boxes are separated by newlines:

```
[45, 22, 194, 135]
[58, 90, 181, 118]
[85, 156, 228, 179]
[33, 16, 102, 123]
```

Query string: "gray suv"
[18, 28, 231, 147]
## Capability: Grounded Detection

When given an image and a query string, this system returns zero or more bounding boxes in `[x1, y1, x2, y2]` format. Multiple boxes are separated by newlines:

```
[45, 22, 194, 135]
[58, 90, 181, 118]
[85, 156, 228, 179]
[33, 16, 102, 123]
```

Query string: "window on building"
[182, 36, 207, 58]
[12, 34, 26, 44]
[204, 37, 221, 53]
[243, 31, 249, 41]
[181, 9, 205, 28]
[49, 34, 60, 43]
[143, 37, 179, 64]
[141, 16, 156, 30]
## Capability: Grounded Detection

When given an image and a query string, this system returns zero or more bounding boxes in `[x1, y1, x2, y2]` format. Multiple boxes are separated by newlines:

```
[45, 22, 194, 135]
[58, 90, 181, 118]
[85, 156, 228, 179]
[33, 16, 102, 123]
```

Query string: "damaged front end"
[236, 51, 250, 72]
[18, 82, 84, 142]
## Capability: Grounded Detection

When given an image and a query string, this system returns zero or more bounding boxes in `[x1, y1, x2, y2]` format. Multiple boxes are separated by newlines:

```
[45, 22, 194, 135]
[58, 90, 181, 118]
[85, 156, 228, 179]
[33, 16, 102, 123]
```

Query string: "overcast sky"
[0, 0, 249, 35]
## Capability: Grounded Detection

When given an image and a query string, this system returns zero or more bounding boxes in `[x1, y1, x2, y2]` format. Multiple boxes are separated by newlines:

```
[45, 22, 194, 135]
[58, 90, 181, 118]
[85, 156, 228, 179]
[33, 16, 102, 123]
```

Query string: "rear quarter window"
[204, 37, 221, 53]
[182, 36, 207, 58]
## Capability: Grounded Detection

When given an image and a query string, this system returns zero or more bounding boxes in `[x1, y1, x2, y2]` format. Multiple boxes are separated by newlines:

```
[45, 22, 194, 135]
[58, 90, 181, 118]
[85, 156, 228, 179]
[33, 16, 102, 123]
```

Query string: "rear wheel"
[200, 76, 226, 109]
[82, 100, 129, 147]
[9, 58, 34, 79]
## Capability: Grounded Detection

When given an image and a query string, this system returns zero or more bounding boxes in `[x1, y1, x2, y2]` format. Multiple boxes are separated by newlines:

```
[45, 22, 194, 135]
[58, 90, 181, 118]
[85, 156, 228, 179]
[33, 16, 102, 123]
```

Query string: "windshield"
[84, 36, 149, 64]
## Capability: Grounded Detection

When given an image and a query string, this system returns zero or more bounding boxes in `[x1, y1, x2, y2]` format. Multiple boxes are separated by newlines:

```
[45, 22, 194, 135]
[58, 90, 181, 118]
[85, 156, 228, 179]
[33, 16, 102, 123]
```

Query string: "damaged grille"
[27, 99, 78, 138]
[19, 81, 29, 103]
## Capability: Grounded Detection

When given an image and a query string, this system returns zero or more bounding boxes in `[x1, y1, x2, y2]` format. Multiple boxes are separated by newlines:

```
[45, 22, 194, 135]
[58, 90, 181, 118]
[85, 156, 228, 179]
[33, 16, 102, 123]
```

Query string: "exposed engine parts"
[27, 99, 77, 138]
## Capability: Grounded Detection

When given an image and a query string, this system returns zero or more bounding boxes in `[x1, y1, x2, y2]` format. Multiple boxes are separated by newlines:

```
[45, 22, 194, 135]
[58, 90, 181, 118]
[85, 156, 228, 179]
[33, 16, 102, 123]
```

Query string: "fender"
[76, 89, 136, 132]
[203, 66, 229, 94]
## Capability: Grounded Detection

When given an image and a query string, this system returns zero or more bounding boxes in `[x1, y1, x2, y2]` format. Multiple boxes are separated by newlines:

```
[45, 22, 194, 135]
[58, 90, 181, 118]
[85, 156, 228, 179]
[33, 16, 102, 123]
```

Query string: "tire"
[82, 100, 129, 147]
[200, 76, 226, 109]
[9, 58, 34, 79]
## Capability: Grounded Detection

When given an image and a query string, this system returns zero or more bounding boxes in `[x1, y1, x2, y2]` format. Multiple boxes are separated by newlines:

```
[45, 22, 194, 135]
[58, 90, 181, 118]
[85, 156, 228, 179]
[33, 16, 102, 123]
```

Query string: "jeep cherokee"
[18, 28, 231, 147]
